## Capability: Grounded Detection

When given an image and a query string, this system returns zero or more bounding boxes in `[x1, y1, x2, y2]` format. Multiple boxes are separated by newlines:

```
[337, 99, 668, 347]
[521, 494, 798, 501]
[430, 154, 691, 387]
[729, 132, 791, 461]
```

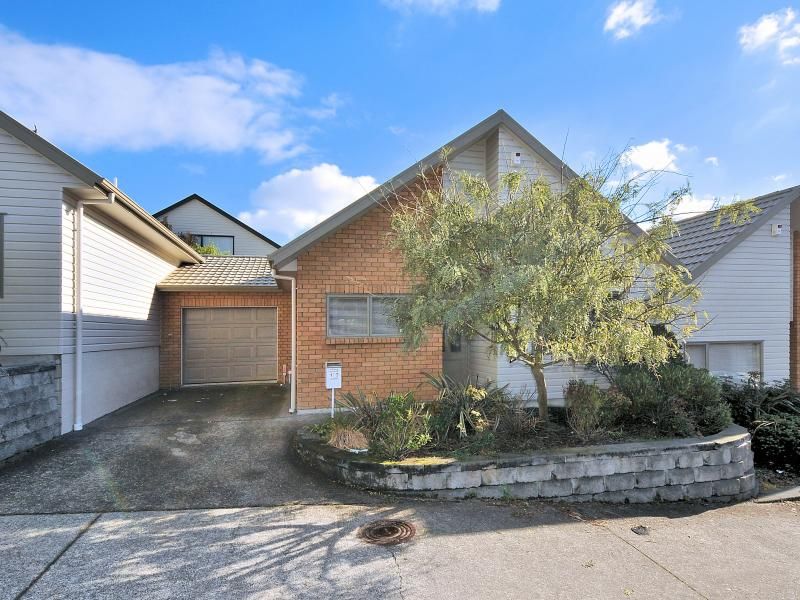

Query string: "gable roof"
[271, 109, 578, 268]
[158, 255, 277, 291]
[0, 109, 201, 264]
[666, 185, 800, 277]
[154, 193, 282, 249]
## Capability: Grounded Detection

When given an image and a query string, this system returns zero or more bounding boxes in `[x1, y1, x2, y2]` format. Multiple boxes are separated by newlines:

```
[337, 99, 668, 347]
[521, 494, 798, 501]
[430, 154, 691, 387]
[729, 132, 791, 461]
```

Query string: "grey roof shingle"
[666, 186, 800, 274]
[158, 256, 277, 290]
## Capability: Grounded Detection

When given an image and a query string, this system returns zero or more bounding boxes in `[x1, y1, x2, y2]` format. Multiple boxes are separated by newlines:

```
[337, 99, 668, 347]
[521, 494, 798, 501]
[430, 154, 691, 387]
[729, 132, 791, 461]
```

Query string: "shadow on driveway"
[0, 384, 378, 514]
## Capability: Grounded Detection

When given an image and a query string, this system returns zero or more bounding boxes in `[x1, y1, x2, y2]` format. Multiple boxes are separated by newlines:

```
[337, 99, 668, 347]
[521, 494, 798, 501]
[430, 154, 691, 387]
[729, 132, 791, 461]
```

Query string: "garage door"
[182, 307, 278, 384]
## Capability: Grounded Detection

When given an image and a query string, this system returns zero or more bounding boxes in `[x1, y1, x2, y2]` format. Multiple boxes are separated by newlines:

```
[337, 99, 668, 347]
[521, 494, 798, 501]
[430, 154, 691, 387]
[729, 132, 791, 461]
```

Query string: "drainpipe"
[273, 273, 297, 414]
[72, 190, 116, 431]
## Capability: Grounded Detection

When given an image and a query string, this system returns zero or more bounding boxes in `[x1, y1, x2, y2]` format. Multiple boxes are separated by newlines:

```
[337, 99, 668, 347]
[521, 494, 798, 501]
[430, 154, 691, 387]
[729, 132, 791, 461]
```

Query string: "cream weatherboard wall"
[159, 199, 277, 255]
[0, 123, 185, 433]
[60, 201, 180, 427]
[689, 207, 791, 384]
[0, 128, 79, 355]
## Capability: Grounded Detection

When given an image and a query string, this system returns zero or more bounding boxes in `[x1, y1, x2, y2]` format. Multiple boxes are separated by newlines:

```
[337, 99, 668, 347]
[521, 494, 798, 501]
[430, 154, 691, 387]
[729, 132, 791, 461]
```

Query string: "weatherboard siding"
[497, 125, 563, 190]
[0, 129, 78, 355]
[690, 207, 791, 383]
[466, 337, 498, 384]
[497, 357, 607, 405]
[158, 199, 276, 255]
[73, 207, 178, 352]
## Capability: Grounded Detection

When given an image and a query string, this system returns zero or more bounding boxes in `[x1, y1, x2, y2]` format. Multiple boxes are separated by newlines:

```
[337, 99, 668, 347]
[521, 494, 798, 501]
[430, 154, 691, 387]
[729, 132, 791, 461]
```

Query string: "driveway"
[0, 384, 372, 514]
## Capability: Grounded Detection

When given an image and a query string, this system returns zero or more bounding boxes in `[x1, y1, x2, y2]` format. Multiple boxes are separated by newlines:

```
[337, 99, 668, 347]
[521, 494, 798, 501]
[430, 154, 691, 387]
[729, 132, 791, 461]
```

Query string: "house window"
[198, 235, 234, 255]
[327, 295, 403, 337]
[685, 342, 763, 379]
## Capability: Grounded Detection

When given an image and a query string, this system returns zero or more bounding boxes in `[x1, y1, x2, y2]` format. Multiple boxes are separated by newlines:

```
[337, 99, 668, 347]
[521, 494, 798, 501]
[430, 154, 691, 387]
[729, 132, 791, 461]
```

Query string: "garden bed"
[294, 425, 757, 503]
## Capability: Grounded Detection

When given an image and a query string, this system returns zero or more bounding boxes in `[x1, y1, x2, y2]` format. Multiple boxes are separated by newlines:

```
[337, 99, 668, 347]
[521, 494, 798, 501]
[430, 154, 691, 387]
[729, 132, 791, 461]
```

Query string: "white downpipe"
[73, 202, 83, 431]
[73, 190, 115, 431]
[273, 273, 297, 414]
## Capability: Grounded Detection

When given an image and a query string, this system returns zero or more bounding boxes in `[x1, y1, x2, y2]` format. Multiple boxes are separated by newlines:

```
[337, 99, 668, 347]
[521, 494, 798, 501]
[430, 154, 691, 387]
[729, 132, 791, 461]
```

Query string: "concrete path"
[3, 500, 798, 599]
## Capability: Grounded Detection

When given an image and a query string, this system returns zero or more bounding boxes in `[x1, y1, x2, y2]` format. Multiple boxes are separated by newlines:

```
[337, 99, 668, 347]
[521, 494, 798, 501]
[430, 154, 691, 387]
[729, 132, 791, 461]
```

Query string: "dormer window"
[197, 235, 234, 255]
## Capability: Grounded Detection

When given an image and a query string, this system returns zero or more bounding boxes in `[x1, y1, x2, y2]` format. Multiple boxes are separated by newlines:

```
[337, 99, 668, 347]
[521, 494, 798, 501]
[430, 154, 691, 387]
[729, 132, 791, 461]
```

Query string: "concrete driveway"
[0, 384, 370, 514]
[2, 385, 799, 599]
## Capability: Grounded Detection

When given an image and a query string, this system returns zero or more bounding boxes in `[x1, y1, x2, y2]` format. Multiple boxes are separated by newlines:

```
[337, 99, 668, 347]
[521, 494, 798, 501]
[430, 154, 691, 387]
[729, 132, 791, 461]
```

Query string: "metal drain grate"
[358, 520, 417, 545]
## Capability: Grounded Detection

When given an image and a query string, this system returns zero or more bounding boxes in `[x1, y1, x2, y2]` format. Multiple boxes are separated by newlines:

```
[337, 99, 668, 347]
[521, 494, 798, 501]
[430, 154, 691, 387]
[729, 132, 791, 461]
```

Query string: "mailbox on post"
[325, 361, 342, 417]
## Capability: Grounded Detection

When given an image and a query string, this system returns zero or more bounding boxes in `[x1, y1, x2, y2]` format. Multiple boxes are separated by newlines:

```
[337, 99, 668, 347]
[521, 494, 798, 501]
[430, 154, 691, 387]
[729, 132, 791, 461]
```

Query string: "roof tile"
[159, 255, 277, 289]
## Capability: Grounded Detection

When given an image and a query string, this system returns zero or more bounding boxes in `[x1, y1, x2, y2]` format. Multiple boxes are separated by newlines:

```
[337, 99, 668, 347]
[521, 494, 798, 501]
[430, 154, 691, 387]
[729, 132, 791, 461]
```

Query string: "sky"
[1, 1, 798, 243]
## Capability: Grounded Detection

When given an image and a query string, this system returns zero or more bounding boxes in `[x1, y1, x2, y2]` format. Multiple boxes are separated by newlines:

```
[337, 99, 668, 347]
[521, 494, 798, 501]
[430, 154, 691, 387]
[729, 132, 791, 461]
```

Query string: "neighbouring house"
[2, 106, 798, 453]
[667, 186, 800, 384]
[0, 109, 201, 452]
[154, 193, 281, 255]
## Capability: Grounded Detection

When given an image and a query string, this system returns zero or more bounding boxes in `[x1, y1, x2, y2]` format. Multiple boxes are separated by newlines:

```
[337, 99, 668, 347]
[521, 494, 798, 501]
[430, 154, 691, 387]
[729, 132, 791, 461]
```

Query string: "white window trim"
[684, 340, 764, 377]
[326, 294, 404, 338]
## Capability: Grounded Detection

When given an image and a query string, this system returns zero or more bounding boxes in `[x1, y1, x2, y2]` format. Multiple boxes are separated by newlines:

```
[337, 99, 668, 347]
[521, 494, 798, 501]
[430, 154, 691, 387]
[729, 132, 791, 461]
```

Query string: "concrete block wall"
[296, 425, 757, 504]
[0, 357, 61, 461]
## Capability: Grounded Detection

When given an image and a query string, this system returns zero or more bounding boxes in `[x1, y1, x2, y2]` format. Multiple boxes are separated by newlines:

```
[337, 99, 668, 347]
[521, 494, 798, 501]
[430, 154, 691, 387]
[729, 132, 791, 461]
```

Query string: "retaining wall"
[0, 358, 61, 461]
[295, 425, 757, 503]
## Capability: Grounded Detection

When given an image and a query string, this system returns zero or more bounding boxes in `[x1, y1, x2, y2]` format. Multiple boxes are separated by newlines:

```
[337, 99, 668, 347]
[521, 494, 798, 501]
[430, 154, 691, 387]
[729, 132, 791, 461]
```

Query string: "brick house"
[4, 105, 797, 436]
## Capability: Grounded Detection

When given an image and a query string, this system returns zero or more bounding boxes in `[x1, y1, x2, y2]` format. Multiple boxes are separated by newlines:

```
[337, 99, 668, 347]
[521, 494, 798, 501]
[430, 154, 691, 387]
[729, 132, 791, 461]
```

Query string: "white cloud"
[624, 138, 679, 173]
[382, 0, 500, 16]
[0, 26, 329, 161]
[306, 93, 344, 120]
[773, 173, 788, 182]
[239, 164, 379, 240]
[604, 0, 662, 40]
[673, 143, 689, 152]
[739, 8, 800, 65]
[704, 156, 719, 167]
[388, 125, 407, 135]
[670, 194, 718, 221]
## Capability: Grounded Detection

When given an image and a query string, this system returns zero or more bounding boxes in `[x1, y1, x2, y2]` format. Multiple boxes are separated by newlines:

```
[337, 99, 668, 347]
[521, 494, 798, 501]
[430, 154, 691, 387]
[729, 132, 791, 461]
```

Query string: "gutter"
[71, 189, 116, 430]
[273, 273, 297, 414]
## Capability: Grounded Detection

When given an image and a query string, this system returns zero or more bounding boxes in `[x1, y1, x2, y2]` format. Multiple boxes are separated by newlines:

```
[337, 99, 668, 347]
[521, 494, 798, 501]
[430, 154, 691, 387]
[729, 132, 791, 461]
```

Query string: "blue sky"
[1, 1, 798, 243]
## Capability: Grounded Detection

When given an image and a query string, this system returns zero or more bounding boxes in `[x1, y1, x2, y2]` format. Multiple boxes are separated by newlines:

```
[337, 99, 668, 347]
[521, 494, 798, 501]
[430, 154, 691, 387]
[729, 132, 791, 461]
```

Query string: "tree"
[390, 158, 723, 420]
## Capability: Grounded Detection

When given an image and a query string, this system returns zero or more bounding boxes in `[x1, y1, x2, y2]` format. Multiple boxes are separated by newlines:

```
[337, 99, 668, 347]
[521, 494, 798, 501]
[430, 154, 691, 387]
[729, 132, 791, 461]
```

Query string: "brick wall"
[792, 231, 799, 388]
[159, 291, 292, 389]
[294, 182, 443, 410]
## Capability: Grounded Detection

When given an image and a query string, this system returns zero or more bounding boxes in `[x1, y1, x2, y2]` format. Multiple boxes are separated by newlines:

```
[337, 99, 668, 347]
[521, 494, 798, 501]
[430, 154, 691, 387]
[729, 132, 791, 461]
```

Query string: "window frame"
[197, 234, 235, 255]
[684, 341, 764, 377]
[326, 294, 404, 338]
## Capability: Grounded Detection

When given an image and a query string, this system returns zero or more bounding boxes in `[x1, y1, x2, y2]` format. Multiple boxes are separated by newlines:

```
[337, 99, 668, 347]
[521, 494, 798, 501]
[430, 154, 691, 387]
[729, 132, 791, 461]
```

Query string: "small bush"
[495, 394, 539, 439]
[368, 392, 432, 460]
[328, 422, 369, 451]
[752, 415, 800, 472]
[339, 389, 386, 433]
[565, 380, 605, 441]
[426, 375, 509, 441]
[608, 361, 731, 436]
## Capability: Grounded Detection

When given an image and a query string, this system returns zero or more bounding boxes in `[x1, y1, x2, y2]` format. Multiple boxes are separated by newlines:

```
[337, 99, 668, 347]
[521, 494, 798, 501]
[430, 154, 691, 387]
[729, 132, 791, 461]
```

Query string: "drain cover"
[358, 520, 416, 545]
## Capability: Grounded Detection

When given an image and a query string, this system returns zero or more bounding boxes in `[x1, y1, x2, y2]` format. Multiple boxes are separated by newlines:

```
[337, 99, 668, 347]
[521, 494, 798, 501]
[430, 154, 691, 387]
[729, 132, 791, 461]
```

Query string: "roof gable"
[271, 109, 576, 268]
[154, 194, 281, 251]
[667, 185, 800, 276]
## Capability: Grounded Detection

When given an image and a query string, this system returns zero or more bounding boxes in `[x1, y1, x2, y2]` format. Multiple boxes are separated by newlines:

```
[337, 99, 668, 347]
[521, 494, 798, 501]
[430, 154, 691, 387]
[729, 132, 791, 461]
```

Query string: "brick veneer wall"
[159, 291, 292, 389]
[294, 183, 443, 410]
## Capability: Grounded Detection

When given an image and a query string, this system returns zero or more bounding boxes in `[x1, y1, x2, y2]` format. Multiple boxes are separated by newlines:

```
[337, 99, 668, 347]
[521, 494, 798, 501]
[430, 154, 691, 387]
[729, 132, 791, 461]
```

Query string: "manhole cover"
[358, 520, 416, 545]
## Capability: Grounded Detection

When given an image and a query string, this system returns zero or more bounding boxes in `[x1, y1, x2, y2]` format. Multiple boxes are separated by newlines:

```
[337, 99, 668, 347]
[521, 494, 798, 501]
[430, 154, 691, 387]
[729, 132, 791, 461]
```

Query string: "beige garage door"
[182, 307, 278, 384]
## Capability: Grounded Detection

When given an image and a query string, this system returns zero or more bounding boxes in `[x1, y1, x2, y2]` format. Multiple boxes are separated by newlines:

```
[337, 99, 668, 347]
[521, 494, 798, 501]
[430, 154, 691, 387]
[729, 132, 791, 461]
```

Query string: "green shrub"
[565, 380, 605, 441]
[368, 392, 432, 460]
[339, 389, 386, 433]
[720, 377, 800, 425]
[752, 415, 800, 472]
[609, 361, 731, 436]
[425, 375, 509, 441]
[494, 393, 539, 440]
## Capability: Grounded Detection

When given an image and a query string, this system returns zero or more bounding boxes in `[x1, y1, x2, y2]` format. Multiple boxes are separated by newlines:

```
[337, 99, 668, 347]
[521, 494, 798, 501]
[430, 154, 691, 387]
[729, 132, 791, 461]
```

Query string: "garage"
[182, 307, 278, 384]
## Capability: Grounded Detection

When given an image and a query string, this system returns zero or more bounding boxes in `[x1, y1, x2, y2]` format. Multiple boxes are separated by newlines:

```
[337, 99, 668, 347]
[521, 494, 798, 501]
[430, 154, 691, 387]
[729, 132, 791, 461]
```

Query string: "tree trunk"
[530, 362, 548, 420]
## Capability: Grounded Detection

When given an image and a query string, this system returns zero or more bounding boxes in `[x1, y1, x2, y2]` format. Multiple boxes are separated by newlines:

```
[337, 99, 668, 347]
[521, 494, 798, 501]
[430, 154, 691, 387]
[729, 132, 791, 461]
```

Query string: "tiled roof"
[158, 255, 278, 289]
[666, 186, 800, 273]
